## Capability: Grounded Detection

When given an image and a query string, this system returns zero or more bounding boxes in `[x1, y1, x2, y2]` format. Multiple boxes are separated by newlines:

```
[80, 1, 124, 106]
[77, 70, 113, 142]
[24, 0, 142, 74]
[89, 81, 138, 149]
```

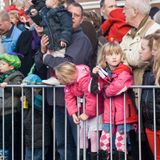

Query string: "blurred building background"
[1, 0, 160, 12]
[0, 0, 125, 10]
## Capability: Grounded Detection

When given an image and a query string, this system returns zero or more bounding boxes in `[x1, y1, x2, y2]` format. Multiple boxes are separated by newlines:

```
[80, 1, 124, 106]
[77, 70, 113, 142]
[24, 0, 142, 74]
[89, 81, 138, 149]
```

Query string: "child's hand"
[20, 96, 26, 102]
[79, 113, 89, 121]
[72, 113, 80, 124]
[60, 41, 67, 48]
[0, 82, 7, 88]
[92, 66, 101, 74]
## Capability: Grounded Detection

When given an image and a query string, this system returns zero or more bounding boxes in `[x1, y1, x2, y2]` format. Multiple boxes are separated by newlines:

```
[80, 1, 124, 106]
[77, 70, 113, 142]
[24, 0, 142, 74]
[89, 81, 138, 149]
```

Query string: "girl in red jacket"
[90, 41, 137, 160]
[54, 62, 103, 160]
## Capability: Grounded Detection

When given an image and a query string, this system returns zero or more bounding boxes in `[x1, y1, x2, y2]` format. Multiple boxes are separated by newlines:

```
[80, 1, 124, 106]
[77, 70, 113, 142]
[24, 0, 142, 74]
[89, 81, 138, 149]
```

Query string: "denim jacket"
[1, 25, 22, 53]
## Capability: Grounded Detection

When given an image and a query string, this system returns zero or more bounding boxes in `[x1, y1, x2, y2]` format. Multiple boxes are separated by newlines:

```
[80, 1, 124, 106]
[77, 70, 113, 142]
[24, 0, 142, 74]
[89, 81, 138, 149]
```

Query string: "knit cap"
[0, 53, 21, 69]
[22, 74, 42, 85]
[22, 74, 43, 111]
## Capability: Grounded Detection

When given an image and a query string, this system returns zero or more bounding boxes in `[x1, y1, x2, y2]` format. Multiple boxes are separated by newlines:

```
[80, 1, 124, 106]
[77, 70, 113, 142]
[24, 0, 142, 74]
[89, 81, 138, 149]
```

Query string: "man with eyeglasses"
[35, 2, 93, 160]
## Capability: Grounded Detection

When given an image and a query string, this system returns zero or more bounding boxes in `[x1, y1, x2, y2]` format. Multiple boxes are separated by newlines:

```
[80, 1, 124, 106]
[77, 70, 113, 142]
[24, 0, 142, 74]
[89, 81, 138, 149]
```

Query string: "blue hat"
[22, 74, 42, 85]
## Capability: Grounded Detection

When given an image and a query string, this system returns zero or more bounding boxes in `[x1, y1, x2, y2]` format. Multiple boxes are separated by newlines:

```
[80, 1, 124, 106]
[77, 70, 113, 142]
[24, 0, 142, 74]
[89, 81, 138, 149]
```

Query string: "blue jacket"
[39, 5, 72, 51]
[1, 25, 22, 53]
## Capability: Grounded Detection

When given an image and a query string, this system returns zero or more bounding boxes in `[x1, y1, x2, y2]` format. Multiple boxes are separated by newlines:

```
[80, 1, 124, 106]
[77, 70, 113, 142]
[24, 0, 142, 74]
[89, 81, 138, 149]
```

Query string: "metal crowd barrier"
[0, 85, 159, 160]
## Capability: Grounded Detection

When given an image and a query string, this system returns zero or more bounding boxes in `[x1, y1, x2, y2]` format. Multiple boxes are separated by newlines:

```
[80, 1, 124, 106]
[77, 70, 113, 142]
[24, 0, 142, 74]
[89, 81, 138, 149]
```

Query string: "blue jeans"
[25, 147, 48, 160]
[0, 149, 9, 160]
[55, 106, 77, 160]
[0, 113, 21, 160]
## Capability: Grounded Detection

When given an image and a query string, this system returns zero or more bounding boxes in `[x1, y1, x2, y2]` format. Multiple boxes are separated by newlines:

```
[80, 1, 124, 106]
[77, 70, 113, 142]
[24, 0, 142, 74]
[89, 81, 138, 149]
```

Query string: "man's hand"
[72, 113, 80, 124]
[79, 113, 89, 121]
[41, 34, 49, 54]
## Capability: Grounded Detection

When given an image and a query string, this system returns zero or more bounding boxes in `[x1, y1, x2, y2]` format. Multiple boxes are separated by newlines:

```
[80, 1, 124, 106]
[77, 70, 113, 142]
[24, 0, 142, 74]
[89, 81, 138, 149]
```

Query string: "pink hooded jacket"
[101, 64, 137, 124]
[64, 64, 103, 118]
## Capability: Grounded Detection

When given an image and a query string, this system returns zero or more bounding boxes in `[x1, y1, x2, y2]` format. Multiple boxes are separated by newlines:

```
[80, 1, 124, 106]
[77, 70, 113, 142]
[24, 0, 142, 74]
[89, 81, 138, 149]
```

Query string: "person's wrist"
[42, 53, 49, 62]
[41, 47, 47, 54]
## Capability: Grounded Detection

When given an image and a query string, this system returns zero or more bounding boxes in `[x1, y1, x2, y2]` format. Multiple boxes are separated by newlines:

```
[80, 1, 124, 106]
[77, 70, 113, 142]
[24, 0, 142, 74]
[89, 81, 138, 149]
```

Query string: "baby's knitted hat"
[0, 53, 21, 69]
[22, 74, 42, 85]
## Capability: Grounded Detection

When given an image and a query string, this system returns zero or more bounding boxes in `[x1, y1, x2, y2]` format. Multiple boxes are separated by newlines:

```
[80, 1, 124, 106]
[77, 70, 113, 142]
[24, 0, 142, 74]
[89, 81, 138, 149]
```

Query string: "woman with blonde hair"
[140, 31, 160, 160]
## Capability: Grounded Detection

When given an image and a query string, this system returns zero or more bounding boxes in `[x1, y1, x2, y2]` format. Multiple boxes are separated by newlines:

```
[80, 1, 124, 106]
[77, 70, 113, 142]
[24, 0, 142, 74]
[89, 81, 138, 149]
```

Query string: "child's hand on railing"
[72, 113, 80, 124]
[79, 113, 89, 121]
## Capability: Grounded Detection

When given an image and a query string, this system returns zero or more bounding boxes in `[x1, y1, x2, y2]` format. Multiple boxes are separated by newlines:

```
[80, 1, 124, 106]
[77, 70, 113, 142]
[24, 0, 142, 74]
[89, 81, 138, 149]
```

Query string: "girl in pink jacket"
[54, 61, 103, 160]
[90, 41, 137, 160]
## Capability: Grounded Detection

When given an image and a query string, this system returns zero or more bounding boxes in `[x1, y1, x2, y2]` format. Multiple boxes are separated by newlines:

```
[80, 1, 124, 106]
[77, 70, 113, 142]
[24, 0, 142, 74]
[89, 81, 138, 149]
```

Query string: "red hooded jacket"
[99, 64, 137, 124]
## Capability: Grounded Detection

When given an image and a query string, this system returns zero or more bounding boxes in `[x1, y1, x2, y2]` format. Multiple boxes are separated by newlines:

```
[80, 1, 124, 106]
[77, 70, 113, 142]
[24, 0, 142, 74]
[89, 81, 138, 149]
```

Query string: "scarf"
[112, 63, 132, 75]
[0, 69, 16, 83]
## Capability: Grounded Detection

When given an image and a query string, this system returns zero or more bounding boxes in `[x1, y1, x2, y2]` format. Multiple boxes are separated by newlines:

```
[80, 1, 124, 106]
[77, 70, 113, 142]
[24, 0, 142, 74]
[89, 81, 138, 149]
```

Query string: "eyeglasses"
[123, 5, 134, 12]
[71, 12, 82, 18]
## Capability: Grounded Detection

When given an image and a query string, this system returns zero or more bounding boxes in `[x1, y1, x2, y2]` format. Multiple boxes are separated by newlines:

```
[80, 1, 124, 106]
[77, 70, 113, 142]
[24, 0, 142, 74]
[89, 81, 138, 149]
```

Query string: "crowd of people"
[0, 0, 160, 160]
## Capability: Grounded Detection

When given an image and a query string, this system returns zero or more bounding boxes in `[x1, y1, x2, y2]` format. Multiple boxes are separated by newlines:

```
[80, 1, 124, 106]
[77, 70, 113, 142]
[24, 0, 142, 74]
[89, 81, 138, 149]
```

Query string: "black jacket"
[23, 88, 51, 148]
[0, 71, 23, 115]
[15, 30, 48, 78]
[141, 65, 160, 130]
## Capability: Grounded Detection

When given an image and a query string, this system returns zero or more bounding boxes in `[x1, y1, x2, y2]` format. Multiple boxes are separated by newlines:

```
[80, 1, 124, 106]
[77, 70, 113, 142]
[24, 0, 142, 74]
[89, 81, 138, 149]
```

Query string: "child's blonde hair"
[97, 41, 124, 68]
[55, 62, 77, 84]
[8, 10, 20, 22]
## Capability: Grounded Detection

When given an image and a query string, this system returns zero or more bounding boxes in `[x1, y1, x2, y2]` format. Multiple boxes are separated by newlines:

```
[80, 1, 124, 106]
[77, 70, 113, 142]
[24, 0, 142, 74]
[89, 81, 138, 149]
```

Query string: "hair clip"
[108, 36, 115, 43]
[6, 4, 19, 12]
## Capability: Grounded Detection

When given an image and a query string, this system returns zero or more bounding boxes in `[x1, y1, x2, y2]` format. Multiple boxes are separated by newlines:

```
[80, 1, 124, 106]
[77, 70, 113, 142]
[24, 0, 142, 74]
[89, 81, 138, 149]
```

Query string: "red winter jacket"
[100, 8, 131, 42]
[64, 64, 103, 118]
[101, 64, 137, 124]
